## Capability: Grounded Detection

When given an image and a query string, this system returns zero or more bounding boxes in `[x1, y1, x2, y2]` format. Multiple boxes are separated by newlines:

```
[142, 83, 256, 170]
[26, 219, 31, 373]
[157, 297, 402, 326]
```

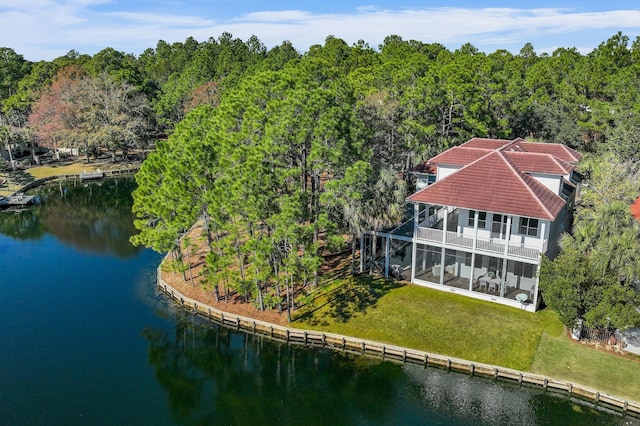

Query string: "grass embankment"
[530, 333, 640, 402]
[294, 275, 640, 402]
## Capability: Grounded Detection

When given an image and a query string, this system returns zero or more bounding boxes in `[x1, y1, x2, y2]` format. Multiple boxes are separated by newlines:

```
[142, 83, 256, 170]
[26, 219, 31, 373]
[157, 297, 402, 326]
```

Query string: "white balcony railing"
[416, 226, 541, 261]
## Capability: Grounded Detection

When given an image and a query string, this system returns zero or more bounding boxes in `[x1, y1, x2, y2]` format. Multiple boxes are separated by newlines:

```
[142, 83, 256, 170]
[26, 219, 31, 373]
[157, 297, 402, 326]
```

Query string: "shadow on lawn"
[8, 170, 35, 186]
[295, 275, 404, 326]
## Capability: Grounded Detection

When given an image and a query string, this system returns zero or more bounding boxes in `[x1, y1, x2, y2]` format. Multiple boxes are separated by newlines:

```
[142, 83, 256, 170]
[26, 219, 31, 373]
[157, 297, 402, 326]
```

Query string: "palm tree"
[0, 125, 15, 170]
[364, 168, 407, 274]
[21, 127, 38, 164]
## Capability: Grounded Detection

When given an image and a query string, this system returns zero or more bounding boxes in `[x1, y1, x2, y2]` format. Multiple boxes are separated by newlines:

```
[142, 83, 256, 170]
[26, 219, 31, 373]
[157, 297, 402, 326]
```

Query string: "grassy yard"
[0, 160, 131, 196]
[294, 275, 640, 402]
[530, 333, 640, 402]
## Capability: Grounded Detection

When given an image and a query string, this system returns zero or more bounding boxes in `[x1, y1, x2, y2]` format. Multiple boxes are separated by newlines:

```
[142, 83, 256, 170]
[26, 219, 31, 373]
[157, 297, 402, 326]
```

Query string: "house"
[363, 138, 582, 312]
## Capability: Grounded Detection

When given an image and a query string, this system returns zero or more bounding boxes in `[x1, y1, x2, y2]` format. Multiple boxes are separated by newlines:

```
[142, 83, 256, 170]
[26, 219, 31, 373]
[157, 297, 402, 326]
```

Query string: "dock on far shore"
[79, 170, 105, 180]
[0, 194, 37, 207]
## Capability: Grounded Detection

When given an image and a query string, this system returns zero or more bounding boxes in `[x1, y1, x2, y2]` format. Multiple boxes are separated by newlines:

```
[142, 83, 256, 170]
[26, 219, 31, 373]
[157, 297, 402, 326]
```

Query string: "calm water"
[0, 178, 637, 425]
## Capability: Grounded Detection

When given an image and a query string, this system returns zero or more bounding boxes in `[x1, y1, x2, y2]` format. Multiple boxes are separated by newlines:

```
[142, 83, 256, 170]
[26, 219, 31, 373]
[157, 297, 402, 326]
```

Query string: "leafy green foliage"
[8, 31, 640, 322]
[542, 154, 640, 329]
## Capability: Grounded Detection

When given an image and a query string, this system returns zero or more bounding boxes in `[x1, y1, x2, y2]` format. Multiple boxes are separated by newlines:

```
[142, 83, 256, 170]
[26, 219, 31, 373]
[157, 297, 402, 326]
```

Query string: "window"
[519, 217, 539, 237]
[468, 210, 486, 228]
[513, 261, 536, 278]
[491, 214, 508, 237]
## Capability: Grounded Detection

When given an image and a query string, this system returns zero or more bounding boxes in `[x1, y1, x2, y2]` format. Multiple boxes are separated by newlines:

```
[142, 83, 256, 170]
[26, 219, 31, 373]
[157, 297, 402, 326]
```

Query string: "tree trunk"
[286, 276, 292, 322]
[312, 172, 320, 287]
[186, 248, 195, 287]
[255, 280, 264, 311]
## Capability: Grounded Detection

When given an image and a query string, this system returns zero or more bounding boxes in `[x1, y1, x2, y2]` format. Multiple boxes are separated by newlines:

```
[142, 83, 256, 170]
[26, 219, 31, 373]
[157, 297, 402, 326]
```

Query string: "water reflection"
[143, 311, 402, 425]
[0, 177, 141, 258]
[144, 311, 637, 426]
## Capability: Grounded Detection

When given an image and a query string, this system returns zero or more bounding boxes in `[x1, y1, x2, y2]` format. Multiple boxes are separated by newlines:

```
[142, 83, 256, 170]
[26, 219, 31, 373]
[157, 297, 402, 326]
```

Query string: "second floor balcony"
[415, 207, 544, 261]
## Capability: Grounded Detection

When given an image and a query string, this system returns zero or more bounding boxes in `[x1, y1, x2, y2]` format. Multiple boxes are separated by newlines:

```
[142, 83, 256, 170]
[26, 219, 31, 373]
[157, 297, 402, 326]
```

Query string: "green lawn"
[294, 275, 640, 402]
[530, 333, 640, 402]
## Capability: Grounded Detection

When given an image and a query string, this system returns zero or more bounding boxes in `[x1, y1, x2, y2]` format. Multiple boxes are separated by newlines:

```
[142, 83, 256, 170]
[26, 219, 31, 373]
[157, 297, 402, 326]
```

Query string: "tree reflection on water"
[0, 177, 142, 258]
[143, 311, 402, 425]
[143, 310, 635, 426]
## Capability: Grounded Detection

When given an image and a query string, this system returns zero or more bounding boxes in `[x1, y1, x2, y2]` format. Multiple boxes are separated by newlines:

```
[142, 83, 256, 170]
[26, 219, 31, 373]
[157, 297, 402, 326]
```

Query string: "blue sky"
[2, 1, 640, 61]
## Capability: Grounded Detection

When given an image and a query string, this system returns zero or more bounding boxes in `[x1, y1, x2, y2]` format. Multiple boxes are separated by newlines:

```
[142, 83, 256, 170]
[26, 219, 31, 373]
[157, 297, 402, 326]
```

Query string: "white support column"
[384, 236, 390, 278]
[469, 210, 479, 291]
[442, 207, 448, 245]
[359, 234, 365, 273]
[410, 203, 419, 282]
[532, 263, 541, 310]
[503, 216, 512, 256]
[500, 216, 512, 297]
[439, 207, 448, 285]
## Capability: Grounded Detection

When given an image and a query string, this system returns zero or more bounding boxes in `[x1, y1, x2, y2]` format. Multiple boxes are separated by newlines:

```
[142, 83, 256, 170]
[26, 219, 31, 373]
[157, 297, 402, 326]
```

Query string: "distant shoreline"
[0, 165, 139, 199]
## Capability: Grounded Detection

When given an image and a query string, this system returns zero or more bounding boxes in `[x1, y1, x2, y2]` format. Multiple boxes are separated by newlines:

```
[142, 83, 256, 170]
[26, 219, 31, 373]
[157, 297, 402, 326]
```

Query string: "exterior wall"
[1, 141, 30, 160]
[411, 241, 540, 312]
[414, 173, 435, 190]
[411, 203, 543, 312]
[458, 208, 547, 251]
[529, 172, 564, 195]
[436, 165, 460, 181]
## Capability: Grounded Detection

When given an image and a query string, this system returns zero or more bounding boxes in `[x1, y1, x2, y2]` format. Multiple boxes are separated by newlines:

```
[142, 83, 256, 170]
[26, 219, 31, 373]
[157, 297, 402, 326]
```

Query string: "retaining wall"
[157, 267, 640, 419]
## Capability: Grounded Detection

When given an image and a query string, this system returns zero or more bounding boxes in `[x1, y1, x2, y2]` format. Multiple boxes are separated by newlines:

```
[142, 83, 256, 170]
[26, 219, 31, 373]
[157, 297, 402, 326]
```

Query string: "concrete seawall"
[157, 266, 640, 419]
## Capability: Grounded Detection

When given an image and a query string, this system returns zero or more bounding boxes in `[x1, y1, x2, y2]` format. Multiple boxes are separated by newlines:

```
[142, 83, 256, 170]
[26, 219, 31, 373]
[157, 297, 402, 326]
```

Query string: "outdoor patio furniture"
[516, 293, 528, 309]
[478, 276, 488, 290]
[432, 265, 441, 276]
[488, 278, 500, 292]
[391, 264, 401, 278]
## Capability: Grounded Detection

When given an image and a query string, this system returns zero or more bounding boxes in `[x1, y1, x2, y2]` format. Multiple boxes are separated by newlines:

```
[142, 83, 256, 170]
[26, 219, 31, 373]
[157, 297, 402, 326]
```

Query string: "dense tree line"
[1, 32, 640, 163]
[539, 152, 640, 330]
[2, 32, 640, 320]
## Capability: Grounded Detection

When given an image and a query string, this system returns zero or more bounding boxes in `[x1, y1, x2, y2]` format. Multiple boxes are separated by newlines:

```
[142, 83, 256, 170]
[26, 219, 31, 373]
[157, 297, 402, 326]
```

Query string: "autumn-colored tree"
[28, 65, 86, 156]
[29, 65, 151, 162]
[184, 81, 220, 114]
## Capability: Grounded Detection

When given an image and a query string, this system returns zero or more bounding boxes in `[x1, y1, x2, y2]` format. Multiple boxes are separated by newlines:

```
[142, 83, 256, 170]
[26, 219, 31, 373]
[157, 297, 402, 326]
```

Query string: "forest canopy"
[2, 32, 640, 323]
[1, 31, 640, 159]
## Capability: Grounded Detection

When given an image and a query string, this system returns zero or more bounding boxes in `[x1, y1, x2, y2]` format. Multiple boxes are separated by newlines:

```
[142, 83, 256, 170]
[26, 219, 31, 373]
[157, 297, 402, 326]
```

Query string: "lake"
[0, 177, 636, 425]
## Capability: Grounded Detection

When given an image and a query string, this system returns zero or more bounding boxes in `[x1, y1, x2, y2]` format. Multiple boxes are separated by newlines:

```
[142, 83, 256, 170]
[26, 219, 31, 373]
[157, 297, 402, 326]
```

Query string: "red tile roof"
[407, 138, 580, 220]
[632, 197, 640, 221]
[504, 151, 574, 176]
[517, 141, 582, 163]
[412, 161, 437, 174]
[429, 146, 493, 166]
[461, 138, 516, 150]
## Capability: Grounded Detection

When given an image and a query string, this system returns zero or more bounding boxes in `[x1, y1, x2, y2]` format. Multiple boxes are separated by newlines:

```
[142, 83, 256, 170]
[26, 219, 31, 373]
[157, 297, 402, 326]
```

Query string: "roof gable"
[429, 146, 492, 166]
[518, 142, 582, 163]
[504, 151, 575, 176]
[460, 138, 516, 150]
[408, 151, 566, 220]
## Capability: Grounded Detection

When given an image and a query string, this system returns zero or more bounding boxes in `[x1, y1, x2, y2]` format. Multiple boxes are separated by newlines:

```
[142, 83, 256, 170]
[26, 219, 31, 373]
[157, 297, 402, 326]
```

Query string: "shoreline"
[0, 157, 141, 197]
[157, 261, 640, 418]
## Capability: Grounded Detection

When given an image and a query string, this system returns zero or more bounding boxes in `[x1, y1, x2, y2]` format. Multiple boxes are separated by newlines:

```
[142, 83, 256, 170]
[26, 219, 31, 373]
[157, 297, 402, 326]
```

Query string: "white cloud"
[2, 4, 640, 61]
[109, 12, 215, 27]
